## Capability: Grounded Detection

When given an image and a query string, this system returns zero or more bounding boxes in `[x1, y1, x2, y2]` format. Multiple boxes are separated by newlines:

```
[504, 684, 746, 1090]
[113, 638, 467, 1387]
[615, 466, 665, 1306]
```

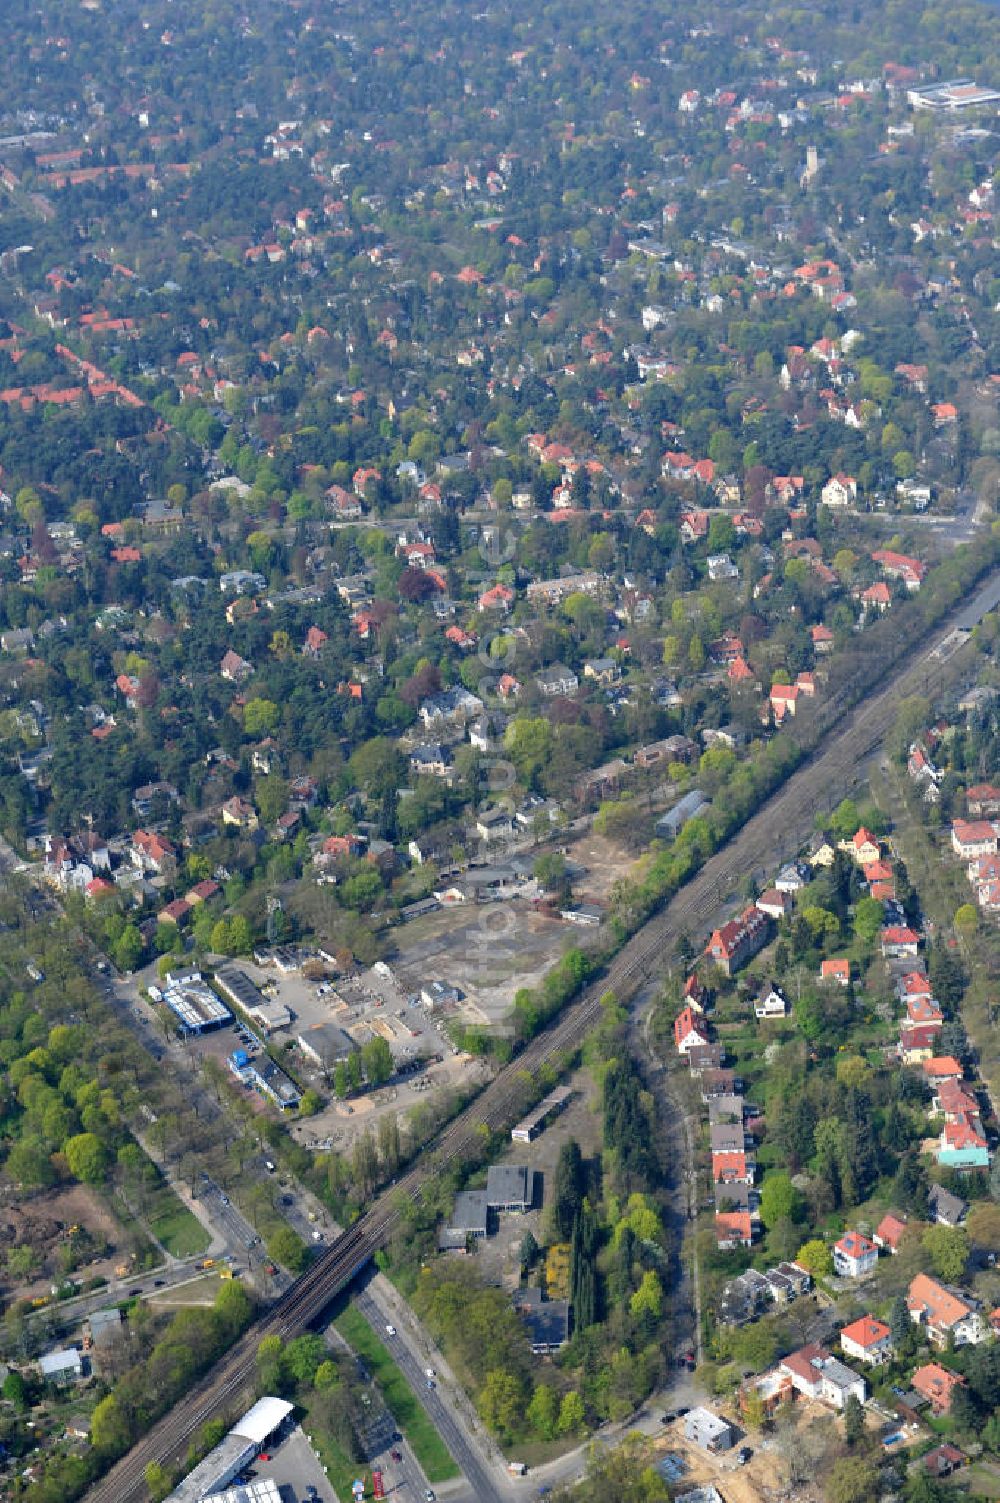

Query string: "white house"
[821, 473, 857, 508]
[780, 1345, 866, 1410]
[833, 1230, 878, 1278]
[754, 982, 789, 1019]
[840, 1315, 893, 1366]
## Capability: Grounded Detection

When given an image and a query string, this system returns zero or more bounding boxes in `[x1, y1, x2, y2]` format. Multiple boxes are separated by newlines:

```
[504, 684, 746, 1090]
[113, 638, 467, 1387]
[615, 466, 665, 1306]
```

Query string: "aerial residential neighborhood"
[3, 0, 1000, 1502]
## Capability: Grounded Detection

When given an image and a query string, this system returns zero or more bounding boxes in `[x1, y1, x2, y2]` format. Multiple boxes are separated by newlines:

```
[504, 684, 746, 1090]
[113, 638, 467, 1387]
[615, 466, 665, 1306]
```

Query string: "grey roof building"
[439, 1190, 490, 1250]
[486, 1165, 536, 1212]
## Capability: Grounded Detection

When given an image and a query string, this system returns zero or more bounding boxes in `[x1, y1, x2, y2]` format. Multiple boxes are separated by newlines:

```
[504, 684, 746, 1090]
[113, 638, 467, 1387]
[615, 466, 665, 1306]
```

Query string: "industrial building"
[907, 79, 1000, 113]
[485, 1164, 536, 1212]
[439, 1189, 490, 1249]
[203, 1484, 281, 1503]
[213, 968, 288, 1033]
[297, 1021, 355, 1069]
[228, 1048, 301, 1111]
[159, 973, 232, 1036]
[166, 1397, 293, 1503]
[655, 788, 710, 841]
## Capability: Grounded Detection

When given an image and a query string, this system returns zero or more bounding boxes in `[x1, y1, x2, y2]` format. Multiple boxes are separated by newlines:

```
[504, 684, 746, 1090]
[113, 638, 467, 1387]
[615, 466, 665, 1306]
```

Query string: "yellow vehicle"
[31, 1296, 49, 1308]
[196, 1258, 216, 1270]
[220, 1267, 236, 1281]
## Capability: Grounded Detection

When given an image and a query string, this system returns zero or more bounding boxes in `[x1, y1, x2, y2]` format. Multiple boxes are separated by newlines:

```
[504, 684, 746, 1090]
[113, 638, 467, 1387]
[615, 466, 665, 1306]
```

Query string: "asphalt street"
[353, 1278, 504, 1503]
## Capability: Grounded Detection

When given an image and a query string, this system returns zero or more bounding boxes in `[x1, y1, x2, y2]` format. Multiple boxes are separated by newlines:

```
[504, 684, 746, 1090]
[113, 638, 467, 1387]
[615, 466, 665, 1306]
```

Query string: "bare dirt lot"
[566, 829, 644, 902]
[657, 1408, 820, 1503]
[386, 902, 581, 1025]
[291, 1051, 492, 1155]
[0, 1182, 129, 1302]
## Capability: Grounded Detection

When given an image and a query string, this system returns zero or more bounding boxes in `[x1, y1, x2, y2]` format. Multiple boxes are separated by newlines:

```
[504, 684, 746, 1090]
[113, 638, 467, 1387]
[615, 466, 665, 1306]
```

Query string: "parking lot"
[249, 1424, 331, 1503]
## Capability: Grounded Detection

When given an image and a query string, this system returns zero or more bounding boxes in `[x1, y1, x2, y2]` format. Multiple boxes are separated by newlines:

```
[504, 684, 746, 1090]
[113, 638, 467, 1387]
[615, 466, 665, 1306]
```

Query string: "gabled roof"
[908, 1273, 973, 1329]
[874, 1212, 907, 1250]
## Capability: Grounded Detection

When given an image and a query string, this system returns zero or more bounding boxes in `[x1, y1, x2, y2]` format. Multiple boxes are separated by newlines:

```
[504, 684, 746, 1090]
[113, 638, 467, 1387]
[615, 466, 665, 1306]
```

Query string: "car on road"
[425, 1367, 436, 1378]
[154, 1279, 165, 1287]
[306, 1488, 319, 1501]
[426, 1379, 435, 1390]
[220, 1194, 229, 1205]
[390, 1449, 402, 1462]
[424, 1492, 435, 1502]
[385, 1324, 396, 1336]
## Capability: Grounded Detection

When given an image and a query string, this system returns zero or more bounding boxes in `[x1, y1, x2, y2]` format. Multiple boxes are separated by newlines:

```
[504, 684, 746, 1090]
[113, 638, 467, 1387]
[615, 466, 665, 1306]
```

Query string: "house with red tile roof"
[769, 683, 800, 722]
[303, 625, 328, 657]
[923, 1444, 966, 1480]
[715, 1211, 754, 1250]
[756, 889, 790, 920]
[821, 958, 850, 986]
[861, 581, 892, 611]
[966, 783, 1000, 817]
[881, 925, 920, 958]
[900, 1025, 943, 1064]
[186, 879, 221, 905]
[728, 655, 756, 685]
[674, 1005, 711, 1054]
[922, 1056, 964, 1085]
[683, 973, 707, 1012]
[131, 830, 175, 874]
[160, 897, 192, 925]
[906, 995, 943, 1028]
[873, 1212, 908, 1254]
[908, 1274, 985, 1347]
[872, 549, 926, 591]
[848, 827, 881, 864]
[911, 1363, 965, 1414]
[951, 819, 999, 860]
[705, 905, 770, 976]
[778, 1345, 866, 1409]
[220, 649, 253, 683]
[840, 1315, 893, 1365]
[479, 582, 514, 612]
[833, 1230, 877, 1278]
[679, 510, 709, 543]
[712, 1150, 754, 1185]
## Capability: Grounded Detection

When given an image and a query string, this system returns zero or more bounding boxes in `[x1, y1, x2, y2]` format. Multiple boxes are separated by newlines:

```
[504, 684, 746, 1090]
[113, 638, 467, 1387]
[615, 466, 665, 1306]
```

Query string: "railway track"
[85, 581, 987, 1503]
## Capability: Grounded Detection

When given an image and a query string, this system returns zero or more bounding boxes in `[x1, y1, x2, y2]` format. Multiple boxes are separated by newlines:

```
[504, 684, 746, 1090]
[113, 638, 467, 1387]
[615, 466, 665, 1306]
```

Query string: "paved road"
[355, 1278, 506, 1503]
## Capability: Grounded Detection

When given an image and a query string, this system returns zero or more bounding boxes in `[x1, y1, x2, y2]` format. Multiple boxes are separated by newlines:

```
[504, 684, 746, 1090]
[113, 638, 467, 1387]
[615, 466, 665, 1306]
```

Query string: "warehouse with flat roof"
[161, 972, 231, 1036]
[166, 1398, 293, 1502]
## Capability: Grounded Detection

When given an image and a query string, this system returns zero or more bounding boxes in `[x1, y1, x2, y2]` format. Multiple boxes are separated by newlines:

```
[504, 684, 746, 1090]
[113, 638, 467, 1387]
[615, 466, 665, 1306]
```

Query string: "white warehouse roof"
[232, 1397, 294, 1445]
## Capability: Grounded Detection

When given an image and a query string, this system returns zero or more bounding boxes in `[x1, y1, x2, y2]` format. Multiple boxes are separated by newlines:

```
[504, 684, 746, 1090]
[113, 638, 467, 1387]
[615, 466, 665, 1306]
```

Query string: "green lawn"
[147, 1195, 209, 1258]
[962, 1464, 1000, 1499]
[303, 1404, 366, 1503]
[335, 1305, 458, 1484]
